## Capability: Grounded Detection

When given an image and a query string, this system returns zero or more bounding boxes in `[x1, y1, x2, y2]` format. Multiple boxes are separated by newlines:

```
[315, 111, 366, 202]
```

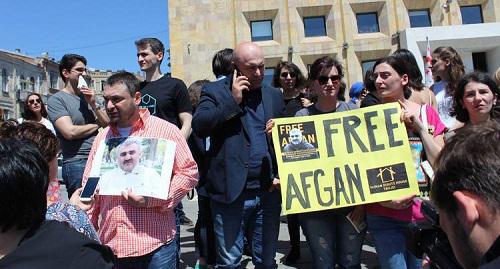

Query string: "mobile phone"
[80, 177, 99, 202]
[233, 65, 242, 77]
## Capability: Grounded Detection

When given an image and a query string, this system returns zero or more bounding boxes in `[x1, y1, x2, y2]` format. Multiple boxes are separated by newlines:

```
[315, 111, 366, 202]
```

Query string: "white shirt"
[98, 164, 164, 199]
[18, 117, 56, 135]
[433, 81, 456, 128]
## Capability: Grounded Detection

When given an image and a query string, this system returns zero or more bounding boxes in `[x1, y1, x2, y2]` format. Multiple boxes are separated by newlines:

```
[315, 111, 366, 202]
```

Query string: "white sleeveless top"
[433, 81, 456, 128]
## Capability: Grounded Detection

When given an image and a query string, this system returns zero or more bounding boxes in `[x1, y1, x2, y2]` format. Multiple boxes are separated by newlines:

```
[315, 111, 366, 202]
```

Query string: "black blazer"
[192, 77, 285, 204]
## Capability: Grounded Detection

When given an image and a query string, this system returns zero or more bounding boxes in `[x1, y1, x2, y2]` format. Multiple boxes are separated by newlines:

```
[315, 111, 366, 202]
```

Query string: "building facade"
[0, 50, 62, 120]
[169, 0, 500, 91]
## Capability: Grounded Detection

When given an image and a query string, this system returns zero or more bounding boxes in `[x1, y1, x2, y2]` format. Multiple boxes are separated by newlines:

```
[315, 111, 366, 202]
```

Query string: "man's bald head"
[233, 42, 263, 64]
[232, 42, 265, 90]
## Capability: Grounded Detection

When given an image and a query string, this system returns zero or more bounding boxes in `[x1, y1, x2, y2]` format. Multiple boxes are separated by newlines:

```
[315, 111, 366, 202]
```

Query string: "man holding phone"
[81, 71, 198, 268]
[193, 42, 284, 268]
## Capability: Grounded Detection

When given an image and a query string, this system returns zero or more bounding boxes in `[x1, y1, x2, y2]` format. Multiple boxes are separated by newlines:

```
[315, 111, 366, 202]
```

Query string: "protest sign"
[89, 136, 176, 200]
[272, 103, 419, 215]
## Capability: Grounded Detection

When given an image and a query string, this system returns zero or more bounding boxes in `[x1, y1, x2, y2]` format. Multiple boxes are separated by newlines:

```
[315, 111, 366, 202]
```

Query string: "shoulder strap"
[420, 104, 428, 131]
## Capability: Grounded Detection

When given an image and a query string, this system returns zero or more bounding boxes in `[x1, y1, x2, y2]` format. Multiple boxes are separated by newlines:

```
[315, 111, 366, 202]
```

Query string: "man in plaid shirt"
[81, 71, 198, 268]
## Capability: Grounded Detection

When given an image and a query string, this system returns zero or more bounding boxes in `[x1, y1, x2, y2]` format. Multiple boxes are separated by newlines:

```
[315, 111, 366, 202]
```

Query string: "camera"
[406, 200, 463, 269]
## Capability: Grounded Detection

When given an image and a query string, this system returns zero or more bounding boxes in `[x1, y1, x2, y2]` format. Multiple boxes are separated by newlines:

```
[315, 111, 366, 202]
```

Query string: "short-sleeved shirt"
[295, 101, 357, 214]
[139, 75, 192, 128]
[47, 91, 98, 160]
[283, 93, 305, 117]
[295, 101, 357, 116]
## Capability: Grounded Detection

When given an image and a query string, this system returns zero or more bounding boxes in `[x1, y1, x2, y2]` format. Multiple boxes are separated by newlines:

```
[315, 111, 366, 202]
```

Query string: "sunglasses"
[28, 99, 42, 105]
[317, 75, 342, 85]
[280, 72, 297, 78]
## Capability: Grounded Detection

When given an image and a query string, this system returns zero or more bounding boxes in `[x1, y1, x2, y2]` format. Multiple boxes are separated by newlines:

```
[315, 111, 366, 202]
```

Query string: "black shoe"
[179, 215, 193, 226]
[243, 242, 252, 256]
[283, 248, 300, 265]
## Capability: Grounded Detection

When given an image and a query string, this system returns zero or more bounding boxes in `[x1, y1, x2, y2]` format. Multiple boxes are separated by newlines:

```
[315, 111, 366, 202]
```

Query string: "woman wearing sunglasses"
[294, 56, 365, 269]
[18, 93, 56, 134]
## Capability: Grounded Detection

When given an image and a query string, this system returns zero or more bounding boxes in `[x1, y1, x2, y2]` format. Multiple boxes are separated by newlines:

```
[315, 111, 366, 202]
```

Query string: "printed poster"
[89, 136, 176, 200]
[272, 103, 419, 215]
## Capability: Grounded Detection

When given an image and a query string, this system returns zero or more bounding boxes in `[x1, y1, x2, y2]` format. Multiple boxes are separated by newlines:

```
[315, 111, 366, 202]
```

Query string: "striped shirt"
[82, 109, 198, 258]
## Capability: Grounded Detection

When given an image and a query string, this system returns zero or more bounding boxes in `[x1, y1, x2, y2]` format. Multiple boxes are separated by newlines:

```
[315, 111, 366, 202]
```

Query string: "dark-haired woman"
[392, 49, 437, 110]
[365, 56, 445, 269]
[18, 93, 56, 134]
[295, 56, 365, 269]
[271, 61, 307, 264]
[446, 72, 499, 138]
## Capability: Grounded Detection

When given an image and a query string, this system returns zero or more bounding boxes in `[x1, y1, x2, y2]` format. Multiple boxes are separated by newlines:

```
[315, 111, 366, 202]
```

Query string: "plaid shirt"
[82, 109, 198, 258]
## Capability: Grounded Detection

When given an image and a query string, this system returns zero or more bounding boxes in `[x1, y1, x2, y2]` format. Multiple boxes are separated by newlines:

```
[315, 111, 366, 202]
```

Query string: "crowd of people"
[0, 38, 499, 269]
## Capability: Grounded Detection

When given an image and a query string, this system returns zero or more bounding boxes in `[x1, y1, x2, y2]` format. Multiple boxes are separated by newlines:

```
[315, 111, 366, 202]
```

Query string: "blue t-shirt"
[242, 89, 271, 188]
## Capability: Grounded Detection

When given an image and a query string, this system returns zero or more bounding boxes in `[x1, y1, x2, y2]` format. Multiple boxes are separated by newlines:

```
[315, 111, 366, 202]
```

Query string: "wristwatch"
[93, 104, 103, 111]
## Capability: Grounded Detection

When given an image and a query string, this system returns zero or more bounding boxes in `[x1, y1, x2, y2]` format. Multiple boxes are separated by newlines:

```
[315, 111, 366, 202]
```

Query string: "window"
[304, 16, 327, 37]
[461, 5, 483, 24]
[263, 68, 274, 86]
[50, 72, 58, 89]
[1, 69, 7, 95]
[409, 10, 431, 28]
[20, 75, 26, 91]
[0, 109, 10, 121]
[472, 52, 487, 72]
[251, 20, 273, 42]
[29, 77, 35, 92]
[362, 60, 377, 77]
[356, 13, 379, 33]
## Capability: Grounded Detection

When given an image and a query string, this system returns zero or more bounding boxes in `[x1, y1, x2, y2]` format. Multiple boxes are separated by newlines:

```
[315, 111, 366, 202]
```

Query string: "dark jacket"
[192, 77, 284, 204]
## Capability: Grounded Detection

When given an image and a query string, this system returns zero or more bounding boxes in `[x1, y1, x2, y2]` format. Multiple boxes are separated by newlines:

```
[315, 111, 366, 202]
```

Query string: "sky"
[0, 0, 169, 73]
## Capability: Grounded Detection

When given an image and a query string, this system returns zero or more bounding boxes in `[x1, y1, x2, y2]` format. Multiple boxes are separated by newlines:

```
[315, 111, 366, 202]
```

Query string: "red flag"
[425, 37, 434, 87]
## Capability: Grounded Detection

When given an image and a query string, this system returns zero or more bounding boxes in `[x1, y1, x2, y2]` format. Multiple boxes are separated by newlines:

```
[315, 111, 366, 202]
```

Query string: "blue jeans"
[211, 189, 281, 269]
[114, 240, 177, 269]
[174, 205, 181, 268]
[62, 158, 87, 198]
[195, 194, 216, 265]
[299, 207, 366, 269]
[366, 214, 421, 269]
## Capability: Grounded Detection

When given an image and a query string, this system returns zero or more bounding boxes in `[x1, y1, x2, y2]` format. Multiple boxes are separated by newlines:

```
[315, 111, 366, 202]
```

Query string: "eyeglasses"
[317, 75, 342, 85]
[280, 72, 297, 78]
[71, 67, 87, 73]
[28, 99, 41, 105]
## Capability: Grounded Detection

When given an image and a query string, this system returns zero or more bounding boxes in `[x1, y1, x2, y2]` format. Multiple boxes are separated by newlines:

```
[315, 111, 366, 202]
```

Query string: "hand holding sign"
[265, 119, 275, 136]
[122, 188, 148, 208]
[268, 177, 280, 192]
[232, 70, 250, 104]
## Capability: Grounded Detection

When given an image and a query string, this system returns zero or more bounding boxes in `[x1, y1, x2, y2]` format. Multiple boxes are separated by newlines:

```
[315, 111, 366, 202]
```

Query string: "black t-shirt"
[139, 75, 192, 128]
[283, 93, 304, 117]
[360, 91, 380, 108]
[0, 220, 114, 269]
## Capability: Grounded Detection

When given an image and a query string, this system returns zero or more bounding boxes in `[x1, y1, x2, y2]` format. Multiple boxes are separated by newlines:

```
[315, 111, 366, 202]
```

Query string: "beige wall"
[169, 0, 500, 90]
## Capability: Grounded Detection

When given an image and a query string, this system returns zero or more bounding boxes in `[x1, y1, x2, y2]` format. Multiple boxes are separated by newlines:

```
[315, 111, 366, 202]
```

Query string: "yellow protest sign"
[272, 103, 419, 215]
